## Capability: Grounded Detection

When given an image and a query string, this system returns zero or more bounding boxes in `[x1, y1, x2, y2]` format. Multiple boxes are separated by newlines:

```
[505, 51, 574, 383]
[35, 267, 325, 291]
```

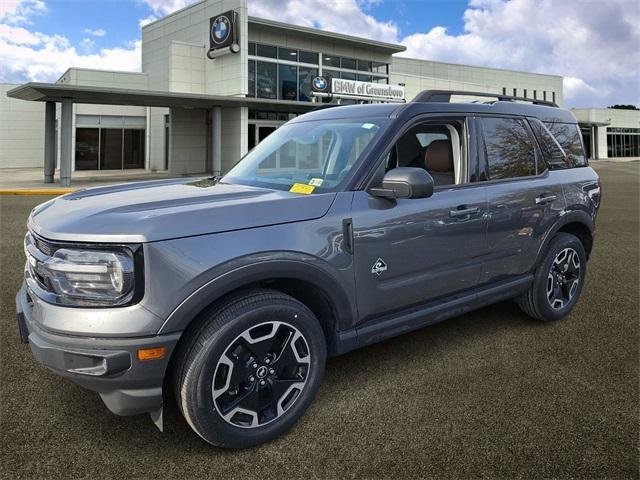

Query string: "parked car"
[16, 90, 601, 448]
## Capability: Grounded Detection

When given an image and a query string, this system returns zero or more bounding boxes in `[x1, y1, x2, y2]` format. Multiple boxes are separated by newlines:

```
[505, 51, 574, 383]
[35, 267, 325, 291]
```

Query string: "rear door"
[477, 115, 566, 285]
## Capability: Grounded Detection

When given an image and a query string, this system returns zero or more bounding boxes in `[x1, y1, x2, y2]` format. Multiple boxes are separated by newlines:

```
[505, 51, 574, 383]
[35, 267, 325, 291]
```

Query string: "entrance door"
[75, 128, 99, 170]
[248, 122, 284, 150]
[258, 125, 277, 143]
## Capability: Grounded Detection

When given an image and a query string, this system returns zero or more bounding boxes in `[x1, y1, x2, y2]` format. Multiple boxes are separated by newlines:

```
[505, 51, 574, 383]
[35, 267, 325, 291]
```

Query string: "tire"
[517, 233, 587, 322]
[173, 289, 326, 448]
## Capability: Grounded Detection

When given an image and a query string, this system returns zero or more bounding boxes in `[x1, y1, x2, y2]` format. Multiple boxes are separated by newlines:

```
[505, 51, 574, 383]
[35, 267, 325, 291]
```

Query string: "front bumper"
[16, 283, 181, 416]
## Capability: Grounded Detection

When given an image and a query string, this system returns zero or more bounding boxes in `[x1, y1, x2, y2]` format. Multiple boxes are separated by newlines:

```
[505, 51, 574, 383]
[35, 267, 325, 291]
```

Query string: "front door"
[351, 185, 488, 321]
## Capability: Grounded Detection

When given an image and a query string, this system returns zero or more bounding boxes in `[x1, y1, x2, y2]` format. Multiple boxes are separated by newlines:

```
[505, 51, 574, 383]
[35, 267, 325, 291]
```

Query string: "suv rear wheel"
[173, 289, 326, 448]
[517, 233, 587, 322]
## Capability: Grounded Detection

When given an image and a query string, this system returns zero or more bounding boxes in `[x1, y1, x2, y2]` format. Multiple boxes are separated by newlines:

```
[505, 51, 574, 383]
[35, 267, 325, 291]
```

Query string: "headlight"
[26, 237, 138, 307]
[45, 249, 135, 306]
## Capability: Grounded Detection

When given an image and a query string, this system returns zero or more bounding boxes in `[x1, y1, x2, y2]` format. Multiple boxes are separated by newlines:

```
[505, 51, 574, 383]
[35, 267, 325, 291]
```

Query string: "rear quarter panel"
[528, 166, 600, 270]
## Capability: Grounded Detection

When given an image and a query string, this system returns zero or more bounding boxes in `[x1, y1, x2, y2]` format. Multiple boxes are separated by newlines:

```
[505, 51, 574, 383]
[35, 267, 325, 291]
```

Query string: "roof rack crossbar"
[412, 90, 558, 108]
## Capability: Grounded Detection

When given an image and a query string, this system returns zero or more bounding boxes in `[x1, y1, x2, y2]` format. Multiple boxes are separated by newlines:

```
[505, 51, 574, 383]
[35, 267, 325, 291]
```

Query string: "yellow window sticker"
[289, 183, 315, 195]
[308, 178, 324, 187]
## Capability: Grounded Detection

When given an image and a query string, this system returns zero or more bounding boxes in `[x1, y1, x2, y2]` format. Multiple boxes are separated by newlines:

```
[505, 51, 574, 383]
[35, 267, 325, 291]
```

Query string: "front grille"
[35, 237, 55, 256]
[25, 232, 54, 292]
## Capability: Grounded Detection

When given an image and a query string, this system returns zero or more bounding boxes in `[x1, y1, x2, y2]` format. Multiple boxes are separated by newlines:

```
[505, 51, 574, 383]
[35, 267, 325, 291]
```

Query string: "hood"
[28, 178, 336, 243]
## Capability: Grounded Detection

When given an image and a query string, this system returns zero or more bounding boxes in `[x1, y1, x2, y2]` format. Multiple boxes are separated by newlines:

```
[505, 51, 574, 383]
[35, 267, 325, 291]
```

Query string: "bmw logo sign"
[312, 76, 328, 92]
[211, 15, 231, 45]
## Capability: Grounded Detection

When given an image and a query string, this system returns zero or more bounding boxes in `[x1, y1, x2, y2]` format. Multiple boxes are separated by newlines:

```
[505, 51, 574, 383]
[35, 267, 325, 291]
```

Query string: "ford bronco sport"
[16, 90, 601, 448]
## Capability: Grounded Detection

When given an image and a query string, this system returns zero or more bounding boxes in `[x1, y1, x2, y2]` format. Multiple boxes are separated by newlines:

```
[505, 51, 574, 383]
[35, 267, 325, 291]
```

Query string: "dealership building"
[2, 0, 638, 185]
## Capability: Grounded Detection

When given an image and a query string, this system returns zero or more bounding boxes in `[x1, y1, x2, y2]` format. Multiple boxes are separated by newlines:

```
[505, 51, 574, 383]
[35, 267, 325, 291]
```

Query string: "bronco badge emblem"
[371, 258, 388, 276]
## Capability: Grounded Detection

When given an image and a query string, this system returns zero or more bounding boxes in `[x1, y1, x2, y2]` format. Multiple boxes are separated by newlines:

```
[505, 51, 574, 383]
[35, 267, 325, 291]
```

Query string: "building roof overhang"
[6, 82, 318, 113]
[577, 120, 611, 127]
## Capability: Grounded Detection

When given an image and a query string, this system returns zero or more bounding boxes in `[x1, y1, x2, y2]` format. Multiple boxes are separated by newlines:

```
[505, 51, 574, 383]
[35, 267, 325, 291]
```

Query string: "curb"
[0, 189, 76, 195]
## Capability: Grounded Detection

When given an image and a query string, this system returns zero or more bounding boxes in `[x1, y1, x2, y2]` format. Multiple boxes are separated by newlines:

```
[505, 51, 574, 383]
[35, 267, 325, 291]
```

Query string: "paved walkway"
[0, 168, 205, 193]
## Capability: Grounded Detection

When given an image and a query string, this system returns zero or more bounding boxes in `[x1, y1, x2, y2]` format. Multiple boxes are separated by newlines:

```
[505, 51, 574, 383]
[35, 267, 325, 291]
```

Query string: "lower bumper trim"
[16, 283, 181, 417]
[16, 311, 29, 344]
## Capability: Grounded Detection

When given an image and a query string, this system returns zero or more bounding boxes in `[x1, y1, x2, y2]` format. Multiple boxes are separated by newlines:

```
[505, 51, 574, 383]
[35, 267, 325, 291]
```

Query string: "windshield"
[223, 118, 388, 193]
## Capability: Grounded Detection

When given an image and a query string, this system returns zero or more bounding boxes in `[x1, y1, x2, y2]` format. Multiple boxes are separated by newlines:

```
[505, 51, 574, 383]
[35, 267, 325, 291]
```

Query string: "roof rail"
[411, 90, 559, 108]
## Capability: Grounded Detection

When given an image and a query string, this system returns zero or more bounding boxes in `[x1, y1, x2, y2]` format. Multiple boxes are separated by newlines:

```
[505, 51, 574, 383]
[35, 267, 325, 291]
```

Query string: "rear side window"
[529, 118, 566, 168]
[542, 122, 587, 168]
[480, 117, 536, 180]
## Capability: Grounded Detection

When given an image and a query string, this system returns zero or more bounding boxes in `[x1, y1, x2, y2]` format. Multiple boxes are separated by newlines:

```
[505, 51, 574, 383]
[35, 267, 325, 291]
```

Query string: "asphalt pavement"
[1, 161, 638, 479]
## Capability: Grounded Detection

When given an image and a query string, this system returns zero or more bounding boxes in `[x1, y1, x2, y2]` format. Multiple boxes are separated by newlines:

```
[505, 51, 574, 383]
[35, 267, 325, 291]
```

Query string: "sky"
[1, 0, 638, 108]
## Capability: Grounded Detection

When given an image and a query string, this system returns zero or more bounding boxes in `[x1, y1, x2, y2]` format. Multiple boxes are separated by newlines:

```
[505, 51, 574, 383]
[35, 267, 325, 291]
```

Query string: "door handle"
[535, 194, 558, 205]
[342, 218, 353, 254]
[450, 206, 479, 217]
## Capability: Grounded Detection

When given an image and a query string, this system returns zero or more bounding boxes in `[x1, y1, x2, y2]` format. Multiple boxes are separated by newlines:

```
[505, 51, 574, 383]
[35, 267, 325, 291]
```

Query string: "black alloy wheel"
[212, 321, 311, 428]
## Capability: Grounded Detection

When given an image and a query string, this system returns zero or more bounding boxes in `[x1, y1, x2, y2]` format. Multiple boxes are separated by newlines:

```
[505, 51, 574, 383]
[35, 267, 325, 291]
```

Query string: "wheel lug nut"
[249, 376, 255, 382]
[264, 358, 271, 364]
[252, 362, 257, 368]
[269, 368, 275, 374]
[260, 380, 266, 386]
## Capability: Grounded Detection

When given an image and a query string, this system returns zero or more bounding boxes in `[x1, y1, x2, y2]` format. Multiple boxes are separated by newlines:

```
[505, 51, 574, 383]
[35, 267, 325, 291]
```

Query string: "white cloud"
[0, 0, 46, 24]
[247, 0, 398, 43]
[138, 14, 157, 28]
[139, 0, 398, 41]
[396, 0, 640, 107]
[0, 1, 139, 83]
[141, 0, 195, 16]
[83, 28, 106, 37]
[0, 30, 141, 83]
[1, 0, 636, 108]
[243, 0, 639, 107]
[0, 23, 41, 45]
[79, 37, 95, 52]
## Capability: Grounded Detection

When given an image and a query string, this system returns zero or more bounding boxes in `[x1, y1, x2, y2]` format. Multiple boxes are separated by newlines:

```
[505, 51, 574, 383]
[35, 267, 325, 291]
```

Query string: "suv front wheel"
[173, 289, 326, 448]
[518, 233, 587, 322]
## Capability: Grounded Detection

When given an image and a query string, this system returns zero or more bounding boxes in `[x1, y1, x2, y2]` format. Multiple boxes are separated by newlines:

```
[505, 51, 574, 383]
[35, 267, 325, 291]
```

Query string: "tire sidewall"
[183, 299, 326, 448]
[533, 234, 587, 321]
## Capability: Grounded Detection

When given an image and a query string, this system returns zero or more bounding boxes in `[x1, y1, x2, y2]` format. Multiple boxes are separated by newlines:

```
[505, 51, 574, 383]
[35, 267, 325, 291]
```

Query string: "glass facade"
[322, 54, 388, 84]
[607, 127, 640, 158]
[247, 42, 390, 102]
[249, 42, 322, 101]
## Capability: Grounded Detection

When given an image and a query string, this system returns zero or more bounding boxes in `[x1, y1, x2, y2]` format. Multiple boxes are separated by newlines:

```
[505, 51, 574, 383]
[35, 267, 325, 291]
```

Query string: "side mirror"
[369, 167, 434, 199]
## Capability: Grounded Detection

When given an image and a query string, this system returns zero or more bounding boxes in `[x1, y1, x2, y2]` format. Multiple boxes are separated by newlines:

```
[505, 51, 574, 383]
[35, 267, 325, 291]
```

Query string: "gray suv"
[16, 90, 601, 448]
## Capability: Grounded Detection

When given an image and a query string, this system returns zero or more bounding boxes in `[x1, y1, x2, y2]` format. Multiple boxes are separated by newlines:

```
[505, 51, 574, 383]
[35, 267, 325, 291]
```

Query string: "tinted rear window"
[480, 117, 536, 180]
[542, 122, 587, 168]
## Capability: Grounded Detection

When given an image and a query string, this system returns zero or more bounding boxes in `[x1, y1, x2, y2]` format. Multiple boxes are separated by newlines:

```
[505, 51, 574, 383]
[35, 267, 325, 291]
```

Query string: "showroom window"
[75, 115, 145, 170]
[248, 42, 389, 100]
[606, 127, 640, 158]
[249, 42, 320, 101]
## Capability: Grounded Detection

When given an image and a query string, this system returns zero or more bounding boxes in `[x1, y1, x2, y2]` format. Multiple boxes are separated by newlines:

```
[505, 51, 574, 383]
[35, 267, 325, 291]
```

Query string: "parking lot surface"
[1, 161, 638, 479]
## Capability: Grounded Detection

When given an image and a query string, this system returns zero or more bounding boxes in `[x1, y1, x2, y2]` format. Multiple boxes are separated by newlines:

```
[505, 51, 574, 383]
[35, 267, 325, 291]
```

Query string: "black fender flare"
[534, 209, 595, 268]
[157, 252, 356, 337]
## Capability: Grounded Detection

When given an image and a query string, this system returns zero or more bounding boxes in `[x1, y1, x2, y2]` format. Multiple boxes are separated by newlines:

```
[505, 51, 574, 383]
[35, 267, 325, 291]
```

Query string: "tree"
[607, 105, 639, 110]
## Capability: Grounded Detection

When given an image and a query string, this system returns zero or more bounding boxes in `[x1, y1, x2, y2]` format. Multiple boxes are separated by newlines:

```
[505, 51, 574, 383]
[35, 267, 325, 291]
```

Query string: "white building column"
[211, 106, 222, 176]
[43, 101, 56, 183]
[596, 126, 608, 159]
[59, 98, 73, 187]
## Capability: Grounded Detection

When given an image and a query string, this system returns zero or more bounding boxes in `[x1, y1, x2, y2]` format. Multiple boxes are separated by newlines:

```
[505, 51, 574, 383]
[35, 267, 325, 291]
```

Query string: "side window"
[543, 122, 587, 168]
[480, 117, 536, 180]
[384, 122, 464, 187]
